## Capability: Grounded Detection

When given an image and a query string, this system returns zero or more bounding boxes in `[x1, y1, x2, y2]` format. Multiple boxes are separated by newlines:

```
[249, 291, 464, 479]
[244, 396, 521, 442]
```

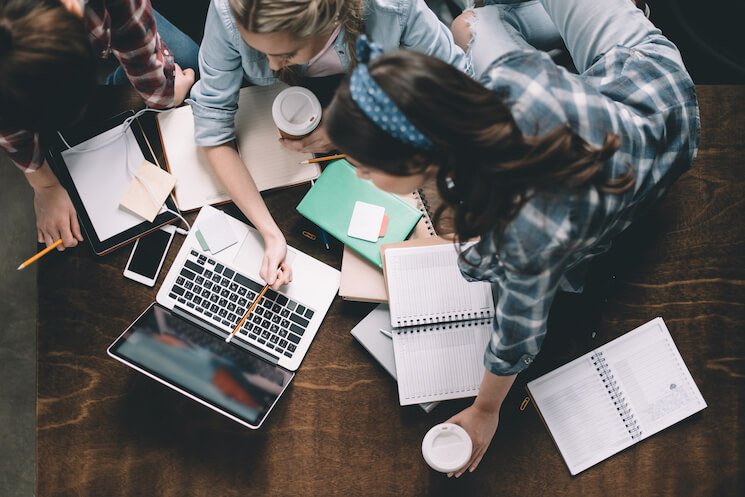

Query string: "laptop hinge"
[172, 305, 280, 365]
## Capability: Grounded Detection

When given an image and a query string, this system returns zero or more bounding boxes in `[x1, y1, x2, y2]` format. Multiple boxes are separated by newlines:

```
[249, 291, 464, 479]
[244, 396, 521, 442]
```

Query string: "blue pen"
[310, 178, 330, 250]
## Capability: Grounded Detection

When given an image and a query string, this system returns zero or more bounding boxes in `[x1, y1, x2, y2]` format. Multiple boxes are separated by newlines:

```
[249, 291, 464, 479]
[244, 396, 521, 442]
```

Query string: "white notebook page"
[527, 318, 706, 475]
[601, 318, 707, 439]
[385, 242, 494, 327]
[157, 105, 228, 211]
[526, 353, 635, 475]
[392, 320, 492, 405]
[234, 84, 319, 191]
[158, 83, 320, 211]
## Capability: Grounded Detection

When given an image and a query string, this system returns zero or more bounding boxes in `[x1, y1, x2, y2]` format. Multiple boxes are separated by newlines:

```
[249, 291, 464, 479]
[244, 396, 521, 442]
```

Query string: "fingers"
[278, 137, 304, 153]
[183, 67, 195, 82]
[70, 211, 84, 242]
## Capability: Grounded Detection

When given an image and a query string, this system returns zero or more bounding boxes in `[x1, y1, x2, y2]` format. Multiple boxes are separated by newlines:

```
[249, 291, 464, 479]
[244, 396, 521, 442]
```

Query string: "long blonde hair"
[229, 0, 364, 81]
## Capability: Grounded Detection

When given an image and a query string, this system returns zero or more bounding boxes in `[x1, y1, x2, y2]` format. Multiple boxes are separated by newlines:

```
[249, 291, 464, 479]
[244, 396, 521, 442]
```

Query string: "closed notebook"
[526, 317, 706, 476]
[296, 159, 422, 267]
[339, 189, 436, 303]
[156, 83, 319, 211]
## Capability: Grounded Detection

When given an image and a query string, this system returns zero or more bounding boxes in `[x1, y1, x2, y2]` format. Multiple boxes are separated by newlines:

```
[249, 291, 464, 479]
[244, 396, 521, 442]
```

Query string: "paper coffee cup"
[421, 423, 473, 473]
[272, 86, 322, 140]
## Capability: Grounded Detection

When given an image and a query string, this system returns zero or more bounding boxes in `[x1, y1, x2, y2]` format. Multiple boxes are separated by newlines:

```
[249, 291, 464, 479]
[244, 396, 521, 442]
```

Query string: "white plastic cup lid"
[272, 86, 322, 136]
[421, 423, 473, 473]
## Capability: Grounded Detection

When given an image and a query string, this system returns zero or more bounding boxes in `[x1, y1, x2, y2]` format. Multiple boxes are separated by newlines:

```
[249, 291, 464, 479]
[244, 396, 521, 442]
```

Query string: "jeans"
[468, 0, 662, 78]
[106, 9, 200, 86]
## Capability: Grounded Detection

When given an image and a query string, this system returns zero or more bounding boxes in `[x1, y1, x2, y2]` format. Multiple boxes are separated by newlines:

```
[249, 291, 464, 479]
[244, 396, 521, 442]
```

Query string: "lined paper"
[157, 83, 320, 211]
[384, 242, 494, 327]
[527, 318, 706, 475]
[392, 319, 492, 405]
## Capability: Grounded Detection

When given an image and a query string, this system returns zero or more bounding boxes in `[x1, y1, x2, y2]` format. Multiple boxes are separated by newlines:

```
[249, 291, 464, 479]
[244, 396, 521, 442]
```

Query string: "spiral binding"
[592, 351, 642, 440]
[414, 189, 436, 237]
[396, 309, 494, 328]
[401, 317, 493, 334]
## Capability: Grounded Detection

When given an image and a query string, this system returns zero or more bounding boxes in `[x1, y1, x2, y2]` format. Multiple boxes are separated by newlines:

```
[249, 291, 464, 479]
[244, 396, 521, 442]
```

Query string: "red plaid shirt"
[0, 0, 175, 172]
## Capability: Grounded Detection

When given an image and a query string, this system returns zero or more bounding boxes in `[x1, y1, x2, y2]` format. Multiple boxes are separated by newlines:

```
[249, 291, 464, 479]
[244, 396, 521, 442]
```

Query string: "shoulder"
[363, 0, 419, 19]
[208, 0, 239, 33]
[460, 189, 588, 279]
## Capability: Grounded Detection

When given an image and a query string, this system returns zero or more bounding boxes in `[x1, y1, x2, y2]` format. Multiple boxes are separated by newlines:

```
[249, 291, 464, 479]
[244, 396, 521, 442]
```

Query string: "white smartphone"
[123, 225, 176, 287]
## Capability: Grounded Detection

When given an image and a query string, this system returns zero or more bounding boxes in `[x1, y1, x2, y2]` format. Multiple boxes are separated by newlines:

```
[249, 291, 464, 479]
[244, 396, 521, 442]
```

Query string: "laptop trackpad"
[232, 231, 296, 281]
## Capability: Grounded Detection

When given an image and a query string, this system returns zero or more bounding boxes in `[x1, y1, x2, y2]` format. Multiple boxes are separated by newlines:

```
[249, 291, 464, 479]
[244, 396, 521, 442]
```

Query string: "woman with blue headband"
[189, 0, 468, 290]
[325, 0, 698, 477]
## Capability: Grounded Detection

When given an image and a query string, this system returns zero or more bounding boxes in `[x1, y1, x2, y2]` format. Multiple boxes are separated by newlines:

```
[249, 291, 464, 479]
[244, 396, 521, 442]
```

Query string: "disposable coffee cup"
[421, 423, 473, 473]
[272, 86, 322, 140]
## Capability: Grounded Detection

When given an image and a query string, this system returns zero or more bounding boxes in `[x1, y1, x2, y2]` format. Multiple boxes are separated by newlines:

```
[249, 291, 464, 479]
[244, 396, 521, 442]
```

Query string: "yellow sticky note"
[120, 160, 176, 222]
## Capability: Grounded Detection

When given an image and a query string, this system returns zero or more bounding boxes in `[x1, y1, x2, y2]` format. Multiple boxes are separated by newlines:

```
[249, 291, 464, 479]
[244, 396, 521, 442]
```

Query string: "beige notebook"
[156, 83, 319, 211]
[339, 189, 435, 303]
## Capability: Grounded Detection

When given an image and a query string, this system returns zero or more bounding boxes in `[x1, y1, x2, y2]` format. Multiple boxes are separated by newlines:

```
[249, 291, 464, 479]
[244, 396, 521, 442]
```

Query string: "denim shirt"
[190, 0, 468, 146]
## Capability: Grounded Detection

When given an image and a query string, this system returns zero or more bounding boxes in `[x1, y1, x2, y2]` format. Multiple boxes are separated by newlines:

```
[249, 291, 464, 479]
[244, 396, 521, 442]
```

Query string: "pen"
[379, 328, 392, 339]
[17, 239, 64, 270]
[226, 283, 270, 343]
[309, 179, 330, 249]
[299, 154, 346, 164]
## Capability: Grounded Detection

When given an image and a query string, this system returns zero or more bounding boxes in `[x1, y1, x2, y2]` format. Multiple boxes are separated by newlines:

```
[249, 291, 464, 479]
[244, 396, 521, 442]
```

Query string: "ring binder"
[592, 352, 642, 440]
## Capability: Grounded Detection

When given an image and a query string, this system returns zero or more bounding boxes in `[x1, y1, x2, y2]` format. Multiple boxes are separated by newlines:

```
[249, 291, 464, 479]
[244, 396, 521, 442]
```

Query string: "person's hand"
[33, 181, 83, 250]
[445, 403, 500, 478]
[172, 63, 196, 107]
[279, 125, 335, 154]
[260, 231, 293, 290]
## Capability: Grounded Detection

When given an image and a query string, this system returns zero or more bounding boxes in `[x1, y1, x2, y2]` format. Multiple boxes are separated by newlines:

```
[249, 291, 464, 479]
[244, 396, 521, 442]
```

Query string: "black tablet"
[47, 111, 179, 255]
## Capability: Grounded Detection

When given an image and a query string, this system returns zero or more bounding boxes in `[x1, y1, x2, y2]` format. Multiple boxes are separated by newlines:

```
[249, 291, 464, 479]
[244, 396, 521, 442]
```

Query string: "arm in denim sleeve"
[398, 0, 470, 74]
[108, 0, 175, 108]
[189, 0, 244, 147]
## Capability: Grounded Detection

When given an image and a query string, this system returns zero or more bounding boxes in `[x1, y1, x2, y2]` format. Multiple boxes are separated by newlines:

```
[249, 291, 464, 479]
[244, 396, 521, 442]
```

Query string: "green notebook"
[296, 159, 422, 268]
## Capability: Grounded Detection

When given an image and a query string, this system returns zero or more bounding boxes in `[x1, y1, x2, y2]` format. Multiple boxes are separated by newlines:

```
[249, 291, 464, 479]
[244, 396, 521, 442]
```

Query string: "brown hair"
[228, 0, 364, 84]
[0, 0, 95, 132]
[325, 50, 633, 244]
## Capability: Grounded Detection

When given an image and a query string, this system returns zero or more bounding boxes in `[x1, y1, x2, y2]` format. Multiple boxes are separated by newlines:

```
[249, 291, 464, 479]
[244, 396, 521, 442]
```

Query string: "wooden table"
[37, 86, 745, 496]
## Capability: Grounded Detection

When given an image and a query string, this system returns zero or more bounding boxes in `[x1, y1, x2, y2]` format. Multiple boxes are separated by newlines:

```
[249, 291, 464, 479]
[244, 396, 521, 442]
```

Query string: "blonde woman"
[189, 0, 467, 289]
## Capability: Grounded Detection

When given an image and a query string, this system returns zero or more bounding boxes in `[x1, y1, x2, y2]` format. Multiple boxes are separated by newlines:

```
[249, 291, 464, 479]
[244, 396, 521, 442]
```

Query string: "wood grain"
[37, 86, 745, 496]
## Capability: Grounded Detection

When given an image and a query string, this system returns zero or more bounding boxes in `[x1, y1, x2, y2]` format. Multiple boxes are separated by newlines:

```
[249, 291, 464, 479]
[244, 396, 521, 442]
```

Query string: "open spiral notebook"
[526, 317, 706, 475]
[381, 238, 495, 405]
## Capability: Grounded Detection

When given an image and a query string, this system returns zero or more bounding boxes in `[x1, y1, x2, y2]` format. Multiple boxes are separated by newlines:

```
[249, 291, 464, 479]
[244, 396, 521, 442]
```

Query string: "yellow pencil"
[17, 239, 63, 270]
[225, 283, 270, 343]
[299, 154, 346, 164]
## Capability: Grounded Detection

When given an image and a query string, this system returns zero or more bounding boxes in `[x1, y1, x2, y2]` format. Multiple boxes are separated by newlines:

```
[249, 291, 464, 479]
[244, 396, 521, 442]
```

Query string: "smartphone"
[123, 225, 176, 287]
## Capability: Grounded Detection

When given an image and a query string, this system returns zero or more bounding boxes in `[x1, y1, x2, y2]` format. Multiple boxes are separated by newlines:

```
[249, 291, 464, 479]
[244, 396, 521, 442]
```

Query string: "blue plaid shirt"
[458, 34, 700, 376]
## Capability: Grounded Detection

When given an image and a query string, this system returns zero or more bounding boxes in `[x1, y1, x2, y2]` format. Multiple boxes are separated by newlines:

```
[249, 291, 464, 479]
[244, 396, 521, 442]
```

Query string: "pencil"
[17, 239, 63, 270]
[299, 154, 346, 164]
[225, 283, 270, 343]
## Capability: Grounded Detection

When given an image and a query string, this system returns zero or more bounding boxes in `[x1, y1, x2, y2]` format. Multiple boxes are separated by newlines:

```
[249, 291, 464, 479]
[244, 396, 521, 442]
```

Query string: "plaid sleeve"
[0, 128, 44, 172]
[107, 0, 175, 108]
[459, 194, 581, 376]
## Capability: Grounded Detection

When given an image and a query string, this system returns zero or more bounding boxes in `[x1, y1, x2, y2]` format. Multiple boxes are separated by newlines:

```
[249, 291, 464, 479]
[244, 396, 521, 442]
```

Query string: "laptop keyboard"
[167, 249, 315, 359]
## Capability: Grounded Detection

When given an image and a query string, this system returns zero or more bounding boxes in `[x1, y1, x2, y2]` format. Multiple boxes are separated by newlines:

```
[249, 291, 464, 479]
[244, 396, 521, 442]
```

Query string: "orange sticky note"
[378, 214, 389, 237]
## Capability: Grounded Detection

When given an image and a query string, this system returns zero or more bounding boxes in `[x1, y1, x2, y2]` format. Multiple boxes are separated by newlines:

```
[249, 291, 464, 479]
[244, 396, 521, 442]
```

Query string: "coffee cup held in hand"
[421, 423, 473, 473]
[272, 86, 322, 140]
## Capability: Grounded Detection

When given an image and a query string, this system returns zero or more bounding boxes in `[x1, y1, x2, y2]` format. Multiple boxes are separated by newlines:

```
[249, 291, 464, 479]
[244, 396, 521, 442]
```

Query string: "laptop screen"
[108, 304, 294, 428]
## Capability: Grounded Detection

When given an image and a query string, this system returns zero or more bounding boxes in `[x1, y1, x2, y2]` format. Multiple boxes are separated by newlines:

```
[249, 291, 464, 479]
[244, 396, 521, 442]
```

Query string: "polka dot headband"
[349, 36, 435, 150]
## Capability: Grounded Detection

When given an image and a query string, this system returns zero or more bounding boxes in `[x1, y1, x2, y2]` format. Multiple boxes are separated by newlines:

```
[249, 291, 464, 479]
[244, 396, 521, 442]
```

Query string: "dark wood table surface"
[37, 86, 745, 497]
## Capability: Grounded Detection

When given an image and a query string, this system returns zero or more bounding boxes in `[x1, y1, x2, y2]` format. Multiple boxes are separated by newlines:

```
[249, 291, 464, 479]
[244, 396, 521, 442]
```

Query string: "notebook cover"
[296, 159, 422, 267]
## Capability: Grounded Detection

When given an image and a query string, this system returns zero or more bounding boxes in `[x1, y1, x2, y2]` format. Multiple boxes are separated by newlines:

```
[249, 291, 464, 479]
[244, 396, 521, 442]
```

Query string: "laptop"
[108, 205, 340, 428]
